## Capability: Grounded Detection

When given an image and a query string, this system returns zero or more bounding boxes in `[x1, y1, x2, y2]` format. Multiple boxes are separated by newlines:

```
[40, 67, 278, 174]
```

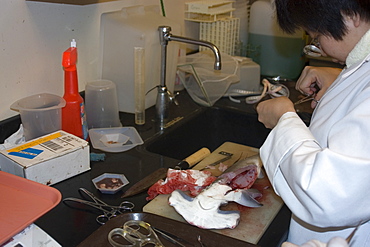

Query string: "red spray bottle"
[61, 39, 88, 140]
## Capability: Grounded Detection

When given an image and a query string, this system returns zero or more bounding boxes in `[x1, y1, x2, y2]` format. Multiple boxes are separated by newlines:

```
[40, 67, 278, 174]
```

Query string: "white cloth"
[346, 29, 370, 67]
[260, 30, 370, 246]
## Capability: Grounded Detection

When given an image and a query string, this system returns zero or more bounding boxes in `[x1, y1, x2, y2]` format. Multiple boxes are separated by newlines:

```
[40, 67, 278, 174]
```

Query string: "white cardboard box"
[0, 131, 90, 185]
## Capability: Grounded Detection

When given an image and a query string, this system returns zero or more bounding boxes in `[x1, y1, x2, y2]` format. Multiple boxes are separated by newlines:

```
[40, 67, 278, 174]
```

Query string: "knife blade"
[121, 147, 211, 198]
[199, 151, 233, 171]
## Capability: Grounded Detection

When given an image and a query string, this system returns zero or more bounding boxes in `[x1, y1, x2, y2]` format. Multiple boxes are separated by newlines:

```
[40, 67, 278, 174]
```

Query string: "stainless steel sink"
[143, 107, 270, 160]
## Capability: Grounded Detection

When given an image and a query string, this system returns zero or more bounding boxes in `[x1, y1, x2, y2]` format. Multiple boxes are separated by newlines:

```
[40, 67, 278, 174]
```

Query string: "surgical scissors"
[63, 188, 134, 224]
[108, 220, 164, 247]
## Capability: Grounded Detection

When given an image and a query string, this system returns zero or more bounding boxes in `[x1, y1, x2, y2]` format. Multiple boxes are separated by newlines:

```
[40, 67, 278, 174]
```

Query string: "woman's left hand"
[281, 237, 348, 247]
[256, 96, 296, 129]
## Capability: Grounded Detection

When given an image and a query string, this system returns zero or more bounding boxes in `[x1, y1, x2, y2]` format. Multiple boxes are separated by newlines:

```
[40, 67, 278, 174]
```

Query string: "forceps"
[294, 94, 317, 105]
[346, 221, 363, 244]
[108, 220, 164, 247]
[63, 188, 134, 224]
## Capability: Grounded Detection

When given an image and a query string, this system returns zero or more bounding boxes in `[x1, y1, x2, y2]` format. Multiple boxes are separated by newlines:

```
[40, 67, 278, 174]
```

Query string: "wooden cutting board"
[143, 142, 283, 244]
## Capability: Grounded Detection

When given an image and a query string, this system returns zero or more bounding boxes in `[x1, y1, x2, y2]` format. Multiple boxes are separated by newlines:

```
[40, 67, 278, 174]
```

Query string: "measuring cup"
[10, 93, 66, 141]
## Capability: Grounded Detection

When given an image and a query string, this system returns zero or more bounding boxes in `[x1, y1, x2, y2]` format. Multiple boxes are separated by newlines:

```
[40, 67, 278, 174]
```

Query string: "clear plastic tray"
[88, 127, 144, 153]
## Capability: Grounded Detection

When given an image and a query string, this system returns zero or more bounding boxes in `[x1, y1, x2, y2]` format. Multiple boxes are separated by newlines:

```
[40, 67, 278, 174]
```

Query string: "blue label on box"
[8, 148, 43, 159]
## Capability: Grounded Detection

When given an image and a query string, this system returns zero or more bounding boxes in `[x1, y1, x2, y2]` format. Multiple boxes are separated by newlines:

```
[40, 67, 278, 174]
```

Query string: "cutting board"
[143, 142, 283, 244]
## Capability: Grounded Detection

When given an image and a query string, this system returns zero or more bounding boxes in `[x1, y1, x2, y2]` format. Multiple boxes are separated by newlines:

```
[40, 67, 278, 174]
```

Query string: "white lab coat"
[260, 42, 370, 245]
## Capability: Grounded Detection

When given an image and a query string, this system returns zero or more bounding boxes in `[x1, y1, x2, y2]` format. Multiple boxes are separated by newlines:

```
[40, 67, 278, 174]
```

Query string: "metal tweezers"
[346, 223, 361, 244]
[294, 95, 315, 105]
[152, 227, 188, 247]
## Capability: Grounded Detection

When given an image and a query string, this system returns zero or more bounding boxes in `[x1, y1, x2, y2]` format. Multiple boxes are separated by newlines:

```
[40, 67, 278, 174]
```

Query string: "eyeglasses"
[303, 37, 324, 57]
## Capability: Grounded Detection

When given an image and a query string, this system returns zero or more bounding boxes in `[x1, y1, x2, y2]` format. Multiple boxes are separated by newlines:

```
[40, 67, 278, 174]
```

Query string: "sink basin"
[144, 107, 270, 160]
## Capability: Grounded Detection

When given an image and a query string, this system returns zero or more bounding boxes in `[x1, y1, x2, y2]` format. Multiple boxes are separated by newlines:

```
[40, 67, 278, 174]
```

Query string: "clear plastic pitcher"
[85, 80, 121, 129]
[11, 93, 66, 141]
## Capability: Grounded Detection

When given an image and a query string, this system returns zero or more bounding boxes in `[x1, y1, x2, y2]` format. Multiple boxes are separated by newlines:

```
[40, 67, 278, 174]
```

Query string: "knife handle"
[175, 147, 211, 170]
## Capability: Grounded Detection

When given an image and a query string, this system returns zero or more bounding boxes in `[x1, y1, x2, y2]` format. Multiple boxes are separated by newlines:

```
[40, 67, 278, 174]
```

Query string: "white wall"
[0, 0, 196, 121]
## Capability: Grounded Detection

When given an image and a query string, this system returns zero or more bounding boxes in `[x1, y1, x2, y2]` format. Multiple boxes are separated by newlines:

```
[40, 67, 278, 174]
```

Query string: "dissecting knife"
[199, 151, 233, 171]
[121, 147, 211, 198]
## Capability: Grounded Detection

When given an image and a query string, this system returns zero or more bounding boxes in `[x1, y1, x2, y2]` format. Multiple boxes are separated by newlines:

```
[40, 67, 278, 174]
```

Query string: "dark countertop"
[23, 81, 312, 247]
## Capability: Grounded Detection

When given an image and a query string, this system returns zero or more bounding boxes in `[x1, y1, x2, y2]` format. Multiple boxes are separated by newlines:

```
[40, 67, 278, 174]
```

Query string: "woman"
[256, 0, 370, 246]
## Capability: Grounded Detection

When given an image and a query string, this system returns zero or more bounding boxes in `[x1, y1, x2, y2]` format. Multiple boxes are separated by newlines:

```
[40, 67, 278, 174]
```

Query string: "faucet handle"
[167, 90, 179, 106]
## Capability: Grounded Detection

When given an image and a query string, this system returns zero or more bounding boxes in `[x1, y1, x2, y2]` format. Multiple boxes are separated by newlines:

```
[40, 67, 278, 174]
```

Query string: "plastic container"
[100, 5, 181, 113]
[99, 133, 130, 148]
[225, 57, 261, 94]
[92, 173, 129, 194]
[10, 93, 66, 141]
[199, 18, 240, 56]
[248, 0, 306, 79]
[184, 0, 235, 22]
[85, 80, 121, 129]
[88, 127, 143, 153]
[177, 51, 240, 106]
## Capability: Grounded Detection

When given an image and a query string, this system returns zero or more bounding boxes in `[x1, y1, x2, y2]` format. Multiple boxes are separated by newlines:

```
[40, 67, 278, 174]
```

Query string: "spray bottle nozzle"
[62, 39, 77, 69]
[71, 39, 76, 48]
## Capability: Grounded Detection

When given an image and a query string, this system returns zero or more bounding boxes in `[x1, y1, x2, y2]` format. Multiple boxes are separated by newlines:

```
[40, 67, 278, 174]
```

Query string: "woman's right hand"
[295, 66, 342, 108]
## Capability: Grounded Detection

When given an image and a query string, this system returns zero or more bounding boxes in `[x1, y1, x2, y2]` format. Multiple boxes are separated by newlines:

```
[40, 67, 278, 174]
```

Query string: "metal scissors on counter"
[63, 188, 135, 224]
[108, 220, 164, 247]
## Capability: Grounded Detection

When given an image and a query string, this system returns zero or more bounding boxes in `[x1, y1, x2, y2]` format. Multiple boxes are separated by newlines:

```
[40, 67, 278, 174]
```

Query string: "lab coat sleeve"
[261, 112, 317, 184]
[260, 103, 370, 228]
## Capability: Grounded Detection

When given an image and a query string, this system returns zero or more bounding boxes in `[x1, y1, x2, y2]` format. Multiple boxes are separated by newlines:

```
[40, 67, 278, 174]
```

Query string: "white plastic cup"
[10, 93, 66, 141]
[85, 80, 121, 129]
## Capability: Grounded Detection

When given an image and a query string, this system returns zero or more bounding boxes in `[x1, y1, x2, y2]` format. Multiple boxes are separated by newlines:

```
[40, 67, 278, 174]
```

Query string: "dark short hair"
[274, 0, 370, 40]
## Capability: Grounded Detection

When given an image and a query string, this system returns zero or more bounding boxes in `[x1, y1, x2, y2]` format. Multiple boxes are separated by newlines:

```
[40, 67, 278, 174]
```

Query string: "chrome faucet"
[156, 25, 222, 129]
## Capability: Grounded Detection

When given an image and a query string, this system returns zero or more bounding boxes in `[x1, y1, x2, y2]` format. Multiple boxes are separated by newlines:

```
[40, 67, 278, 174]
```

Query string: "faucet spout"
[167, 35, 222, 70]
